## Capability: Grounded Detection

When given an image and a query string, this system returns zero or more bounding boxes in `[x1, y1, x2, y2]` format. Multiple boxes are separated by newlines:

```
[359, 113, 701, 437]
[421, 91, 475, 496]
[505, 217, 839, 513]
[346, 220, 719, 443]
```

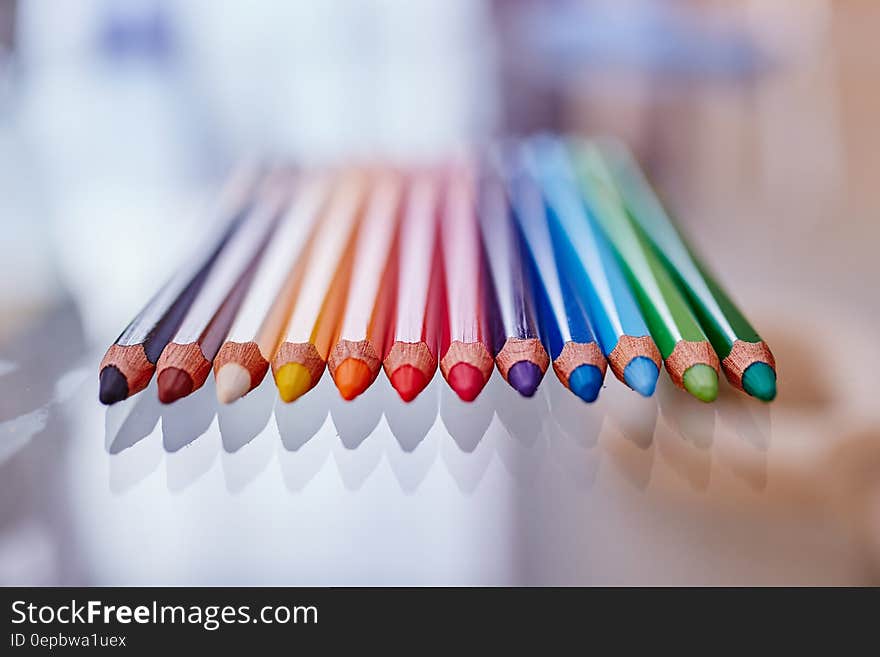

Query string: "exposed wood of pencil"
[98, 162, 261, 403]
[722, 340, 776, 392]
[571, 142, 719, 392]
[213, 174, 329, 401]
[551, 341, 606, 388]
[271, 171, 366, 401]
[525, 136, 660, 392]
[156, 177, 286, 402]
[382, 172, 445, 401]
[606, 335, 662, 383]
[495, 338, 549, 380]
[600, 140, 776, 393]
[327, 171, 403, 399]
[438, 164, 494, 399]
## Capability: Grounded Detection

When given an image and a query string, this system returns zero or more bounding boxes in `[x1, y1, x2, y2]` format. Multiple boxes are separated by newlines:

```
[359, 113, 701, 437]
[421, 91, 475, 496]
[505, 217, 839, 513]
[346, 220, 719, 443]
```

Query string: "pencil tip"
[333, 358, 374, 401]
[215, 364, 252, 404]
[507, 361, 543, 397]
[98, 366, 129, 405]
[741, 362, 777, 402]
[157, 368, 194, 404]
[389, 365, 428, 403]
[568, 364, 604, 403]
[447, 363, 487, 402]
[274, 363, 313, 403]
[682, 364, 719, 403]
[623, 356, 659, 397]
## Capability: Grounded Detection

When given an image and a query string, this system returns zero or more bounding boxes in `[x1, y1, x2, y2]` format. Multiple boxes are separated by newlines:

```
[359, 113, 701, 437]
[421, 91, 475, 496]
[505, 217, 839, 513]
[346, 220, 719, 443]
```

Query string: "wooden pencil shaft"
[393, 173, 441, 347]
[113, 163, 262, 349]
[170, 177, 287, 345]
[527, 136, 651, 357]
[281, 171, 366, 345]
[602, 141, 763, 357]
[477, 174, 539, 343]
[572, 143, 709, 359]
[336, 171, 403, 343]
[199, 252, 263, 361]
[505, 170, 572, 344]
[225, 174, 329, 353]
[503, 151, 597, 360]
[440, 166, 487, 345]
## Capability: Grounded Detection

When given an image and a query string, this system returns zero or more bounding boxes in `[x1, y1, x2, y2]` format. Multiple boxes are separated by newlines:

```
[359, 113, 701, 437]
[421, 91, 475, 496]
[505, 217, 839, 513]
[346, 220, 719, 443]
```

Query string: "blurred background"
[1, 0, 879, 585]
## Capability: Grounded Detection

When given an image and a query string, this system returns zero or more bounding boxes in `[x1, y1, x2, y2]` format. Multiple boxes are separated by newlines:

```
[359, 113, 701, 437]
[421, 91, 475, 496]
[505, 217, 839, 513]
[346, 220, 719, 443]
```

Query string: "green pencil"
[600, 140, 776, 401]
[570, 140, 720, 402]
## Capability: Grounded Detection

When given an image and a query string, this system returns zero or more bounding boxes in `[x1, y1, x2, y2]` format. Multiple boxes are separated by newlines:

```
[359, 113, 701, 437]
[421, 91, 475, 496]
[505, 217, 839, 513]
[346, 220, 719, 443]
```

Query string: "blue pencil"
[498, 147, 607, 403]
[525, 135, 662, 397]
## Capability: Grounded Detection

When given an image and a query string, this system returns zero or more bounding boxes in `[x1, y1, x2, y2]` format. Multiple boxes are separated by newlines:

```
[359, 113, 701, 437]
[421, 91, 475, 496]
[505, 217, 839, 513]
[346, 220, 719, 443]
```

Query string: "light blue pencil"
[524, 135, 662, 397]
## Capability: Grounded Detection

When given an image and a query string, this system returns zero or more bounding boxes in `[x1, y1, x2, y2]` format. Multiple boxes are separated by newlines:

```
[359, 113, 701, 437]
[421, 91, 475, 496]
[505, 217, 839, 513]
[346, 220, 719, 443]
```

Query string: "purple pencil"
[477, 169, 549, 397]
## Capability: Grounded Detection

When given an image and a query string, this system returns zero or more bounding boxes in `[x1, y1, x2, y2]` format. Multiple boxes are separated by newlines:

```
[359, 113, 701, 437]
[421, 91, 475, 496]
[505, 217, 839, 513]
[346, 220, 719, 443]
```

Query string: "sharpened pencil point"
[741, 362, 777, 402]
[623, 356, 659, 397]
[682, 364, 719, 403]
[99, 366, 129, 405]
[568, 364, 604, 403]
[275, 363, 313, 403]
[333, 358, 373, 401]
[157, 368, 194, 404]
[389, 365, 428, 403]
[447, 363, 487, 402]
[215, 364, 252, 404]
[507, 361, 543, 398]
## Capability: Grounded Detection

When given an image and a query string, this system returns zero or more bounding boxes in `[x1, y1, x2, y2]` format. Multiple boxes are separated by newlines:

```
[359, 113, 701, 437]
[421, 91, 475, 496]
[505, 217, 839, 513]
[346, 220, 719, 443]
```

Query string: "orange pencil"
[327, 170, 403, 400]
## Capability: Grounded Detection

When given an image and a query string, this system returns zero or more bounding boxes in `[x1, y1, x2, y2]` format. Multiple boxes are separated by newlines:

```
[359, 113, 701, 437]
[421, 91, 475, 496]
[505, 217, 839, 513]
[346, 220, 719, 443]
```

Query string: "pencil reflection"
[328, 371, 386, 450]
[274, 372, 333, 451]
[276, 416, 333, 493]
[160, 377, 218, 452]
[104, 382, 162, 454]
[217, 375, 276, 453]
[165, 427, 220, 492]
[655, 376, 715, 490]
[384, 373, 440, 453]
[220, 422, 275, 493]
[439, 372, 498, 453]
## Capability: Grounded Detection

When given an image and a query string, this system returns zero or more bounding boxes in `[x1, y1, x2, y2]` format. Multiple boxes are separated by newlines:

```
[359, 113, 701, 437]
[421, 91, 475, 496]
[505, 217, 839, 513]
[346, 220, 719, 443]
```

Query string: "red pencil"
[382, 171, 446, 402]
[437, 163, 494, 402]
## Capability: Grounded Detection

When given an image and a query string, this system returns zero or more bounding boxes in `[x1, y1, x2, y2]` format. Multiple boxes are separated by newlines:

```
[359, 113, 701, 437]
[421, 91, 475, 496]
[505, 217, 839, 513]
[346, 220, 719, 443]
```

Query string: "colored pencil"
[571, 142, 720, 402]
[601, 140, 777, 401]
[477, 170, 549, 397]
[271, 171, 366, 403]
[155, 177, 287, 403]
[437, 164, 494, 402]
[98, 164, 260, 405]
[382, 172, 446, 402]
[327, 171, 403, 400]
[525, 136, 661, 397]
[213, 174, 329, 403]
[502, 149, 607, 403]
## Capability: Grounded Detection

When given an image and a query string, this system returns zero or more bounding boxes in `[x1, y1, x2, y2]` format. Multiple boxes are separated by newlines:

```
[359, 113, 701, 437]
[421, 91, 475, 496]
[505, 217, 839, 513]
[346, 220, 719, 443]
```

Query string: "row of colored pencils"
[99, 136, 777, 407]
